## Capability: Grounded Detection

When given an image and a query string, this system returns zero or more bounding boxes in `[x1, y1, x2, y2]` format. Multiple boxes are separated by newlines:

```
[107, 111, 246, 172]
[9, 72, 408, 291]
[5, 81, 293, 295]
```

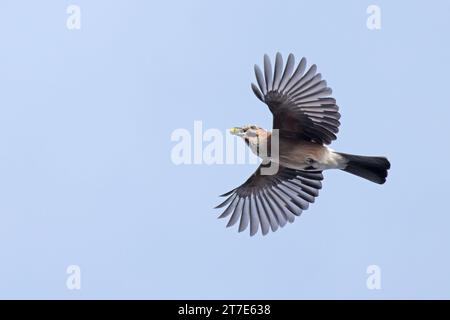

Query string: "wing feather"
[251, 53, 340, 145]
[216, 165, 322, 235]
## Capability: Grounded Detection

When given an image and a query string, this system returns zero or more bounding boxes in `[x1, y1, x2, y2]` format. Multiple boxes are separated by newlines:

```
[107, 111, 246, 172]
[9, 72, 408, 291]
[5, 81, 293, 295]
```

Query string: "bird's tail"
[336, 152, 391, 184]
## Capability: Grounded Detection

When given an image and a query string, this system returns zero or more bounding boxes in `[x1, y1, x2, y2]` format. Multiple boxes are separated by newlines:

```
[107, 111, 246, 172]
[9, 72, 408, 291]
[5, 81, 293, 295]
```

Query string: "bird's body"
[279, 141, 345, 171]
[216, 53, 391, 236]
[247, 132, 345, 171]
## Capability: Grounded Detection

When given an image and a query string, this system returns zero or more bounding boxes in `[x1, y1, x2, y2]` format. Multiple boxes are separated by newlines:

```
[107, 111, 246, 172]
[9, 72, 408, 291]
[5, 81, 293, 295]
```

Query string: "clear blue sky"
[0, 0, 449, 299]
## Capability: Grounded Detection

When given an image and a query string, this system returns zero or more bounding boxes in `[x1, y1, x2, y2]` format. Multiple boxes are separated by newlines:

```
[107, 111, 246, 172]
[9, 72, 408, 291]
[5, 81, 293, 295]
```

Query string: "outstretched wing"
[251, 53, 341, 145]
[216, 164, 323, 236]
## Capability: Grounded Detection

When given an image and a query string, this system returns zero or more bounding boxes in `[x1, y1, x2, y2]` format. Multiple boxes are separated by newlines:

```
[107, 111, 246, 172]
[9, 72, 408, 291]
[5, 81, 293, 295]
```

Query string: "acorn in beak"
[230, 127, 244, 136]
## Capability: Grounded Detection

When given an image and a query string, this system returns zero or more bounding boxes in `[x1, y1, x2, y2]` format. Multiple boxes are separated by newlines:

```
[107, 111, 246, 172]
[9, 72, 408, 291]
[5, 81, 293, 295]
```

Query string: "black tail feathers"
[337, 153, 391, 184]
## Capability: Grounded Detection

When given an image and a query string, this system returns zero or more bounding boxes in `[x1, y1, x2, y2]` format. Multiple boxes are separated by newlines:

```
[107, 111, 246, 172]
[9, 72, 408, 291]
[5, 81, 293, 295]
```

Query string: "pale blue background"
[0, 0, 449, 299]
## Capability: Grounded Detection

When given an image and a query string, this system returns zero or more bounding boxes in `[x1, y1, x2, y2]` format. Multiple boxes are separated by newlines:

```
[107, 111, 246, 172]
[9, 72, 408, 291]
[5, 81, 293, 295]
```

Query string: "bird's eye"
[250, 125, 257, 129]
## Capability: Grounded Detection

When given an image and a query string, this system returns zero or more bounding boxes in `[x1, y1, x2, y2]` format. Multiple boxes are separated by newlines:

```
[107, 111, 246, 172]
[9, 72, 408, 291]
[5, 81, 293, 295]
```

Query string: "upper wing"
[251, 53, 341, 145]
[215, 164, 323, 236]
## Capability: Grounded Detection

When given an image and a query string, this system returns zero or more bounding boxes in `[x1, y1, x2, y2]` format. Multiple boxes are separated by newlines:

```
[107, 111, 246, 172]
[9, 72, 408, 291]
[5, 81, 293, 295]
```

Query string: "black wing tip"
[219, 189, 235, 197]
[258, 53, 308, 63]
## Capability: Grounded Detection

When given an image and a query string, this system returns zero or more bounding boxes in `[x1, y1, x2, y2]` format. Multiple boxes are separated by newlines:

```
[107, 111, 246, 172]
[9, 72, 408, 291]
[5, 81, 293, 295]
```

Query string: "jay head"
[217, 53, 391, 236]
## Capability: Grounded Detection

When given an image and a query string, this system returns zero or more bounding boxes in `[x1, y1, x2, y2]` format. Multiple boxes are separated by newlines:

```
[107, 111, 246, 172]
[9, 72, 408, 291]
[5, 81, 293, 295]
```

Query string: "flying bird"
[215, 53, 391, 236]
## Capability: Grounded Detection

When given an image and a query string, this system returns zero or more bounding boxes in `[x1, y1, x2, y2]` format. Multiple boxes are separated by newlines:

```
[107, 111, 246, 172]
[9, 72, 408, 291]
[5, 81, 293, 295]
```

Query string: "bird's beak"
[230, 127, 244, 136]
